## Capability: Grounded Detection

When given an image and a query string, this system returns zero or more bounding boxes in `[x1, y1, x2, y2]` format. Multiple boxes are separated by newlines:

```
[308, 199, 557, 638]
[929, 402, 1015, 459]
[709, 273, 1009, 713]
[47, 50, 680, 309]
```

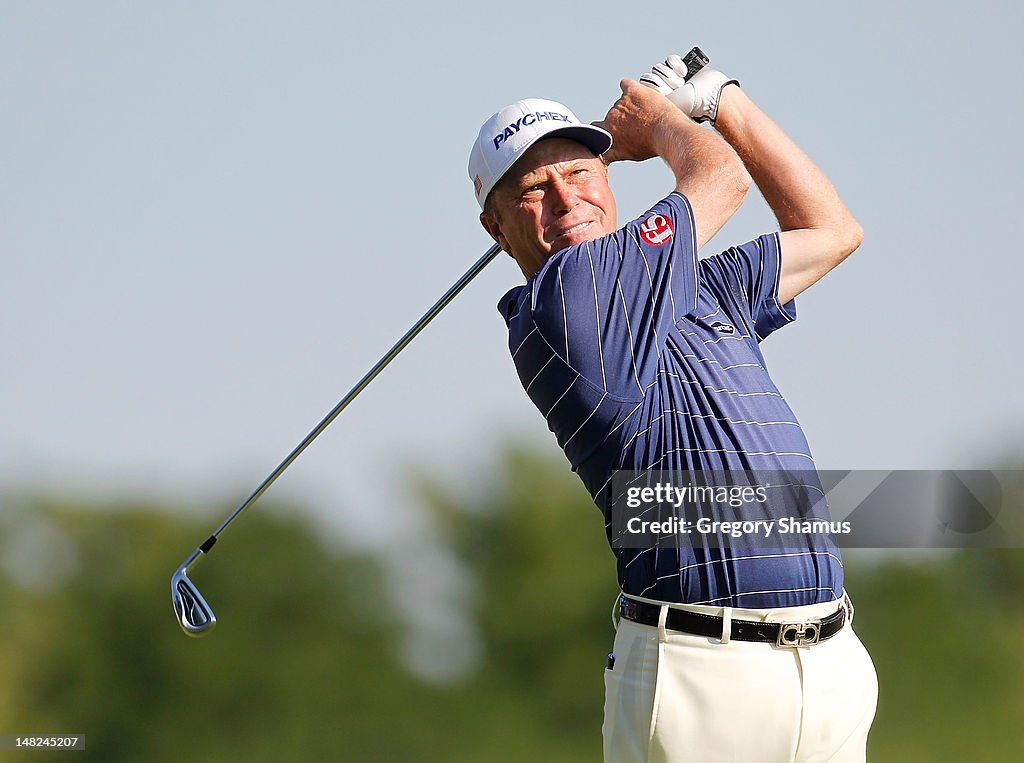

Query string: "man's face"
[481, 138, 617, 277]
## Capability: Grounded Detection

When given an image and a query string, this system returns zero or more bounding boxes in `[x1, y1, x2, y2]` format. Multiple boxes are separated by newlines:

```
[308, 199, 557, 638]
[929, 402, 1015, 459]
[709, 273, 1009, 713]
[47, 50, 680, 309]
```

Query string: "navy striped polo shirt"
[498, 192, 843, 608]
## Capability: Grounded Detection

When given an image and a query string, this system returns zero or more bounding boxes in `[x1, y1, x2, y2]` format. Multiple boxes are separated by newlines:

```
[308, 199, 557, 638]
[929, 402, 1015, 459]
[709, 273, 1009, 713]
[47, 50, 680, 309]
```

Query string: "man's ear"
[479, 212, 509, 254]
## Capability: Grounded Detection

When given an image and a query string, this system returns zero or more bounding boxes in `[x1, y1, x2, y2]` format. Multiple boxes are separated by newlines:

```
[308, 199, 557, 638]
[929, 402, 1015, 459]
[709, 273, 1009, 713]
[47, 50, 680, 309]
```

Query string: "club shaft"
[201, 243, 502, 550]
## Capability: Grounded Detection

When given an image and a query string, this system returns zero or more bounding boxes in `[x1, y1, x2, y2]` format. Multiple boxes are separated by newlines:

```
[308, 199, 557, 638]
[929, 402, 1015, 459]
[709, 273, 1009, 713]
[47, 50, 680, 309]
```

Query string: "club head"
[171, 566, 217, 637]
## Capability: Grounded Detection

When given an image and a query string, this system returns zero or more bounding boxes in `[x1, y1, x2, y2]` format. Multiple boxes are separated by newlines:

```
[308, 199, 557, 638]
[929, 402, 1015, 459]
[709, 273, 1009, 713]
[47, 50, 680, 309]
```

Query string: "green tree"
[2, 448, 1023, 761]
[0, 500, 432, 762]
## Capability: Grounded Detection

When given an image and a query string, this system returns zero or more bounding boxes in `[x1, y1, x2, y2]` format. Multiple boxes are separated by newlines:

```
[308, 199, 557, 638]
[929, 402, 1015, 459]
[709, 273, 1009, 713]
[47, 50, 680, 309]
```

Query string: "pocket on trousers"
[602, 653, 622, 741]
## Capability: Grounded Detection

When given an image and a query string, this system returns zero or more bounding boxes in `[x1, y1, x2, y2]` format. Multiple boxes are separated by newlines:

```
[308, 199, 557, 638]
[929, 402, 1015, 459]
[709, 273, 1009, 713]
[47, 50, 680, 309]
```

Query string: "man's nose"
[548, 177, 578, 214]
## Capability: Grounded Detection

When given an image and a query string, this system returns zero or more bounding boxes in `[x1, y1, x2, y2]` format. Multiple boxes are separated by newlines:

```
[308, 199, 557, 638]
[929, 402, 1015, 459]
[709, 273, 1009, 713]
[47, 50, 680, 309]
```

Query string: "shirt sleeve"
[700, 232, 796, 341]
[527, 192, 699, 400]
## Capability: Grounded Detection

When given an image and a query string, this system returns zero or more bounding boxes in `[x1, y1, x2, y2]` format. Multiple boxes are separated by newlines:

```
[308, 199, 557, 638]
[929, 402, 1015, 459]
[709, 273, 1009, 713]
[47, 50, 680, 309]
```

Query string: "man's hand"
[593, 78, 750, 249]
[592, 79, 683, 165]
[641, 53, 738, 124]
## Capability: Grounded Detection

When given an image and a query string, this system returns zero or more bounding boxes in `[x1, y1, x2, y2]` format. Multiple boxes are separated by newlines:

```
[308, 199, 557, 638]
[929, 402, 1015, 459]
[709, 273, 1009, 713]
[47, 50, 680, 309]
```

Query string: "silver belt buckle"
[777, 620, 821, 648]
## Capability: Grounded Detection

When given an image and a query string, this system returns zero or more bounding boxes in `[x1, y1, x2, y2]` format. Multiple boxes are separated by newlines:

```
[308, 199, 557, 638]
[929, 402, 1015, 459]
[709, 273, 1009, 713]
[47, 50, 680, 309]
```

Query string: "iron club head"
[171, 564, 217, 637]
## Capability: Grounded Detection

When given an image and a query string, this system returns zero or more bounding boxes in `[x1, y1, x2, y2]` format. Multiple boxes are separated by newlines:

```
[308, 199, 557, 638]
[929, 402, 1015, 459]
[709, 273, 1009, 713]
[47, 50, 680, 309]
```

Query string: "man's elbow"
[819, 214, 863, 268]
[837, 217, 864, 260]
[721, 154, 751, 215]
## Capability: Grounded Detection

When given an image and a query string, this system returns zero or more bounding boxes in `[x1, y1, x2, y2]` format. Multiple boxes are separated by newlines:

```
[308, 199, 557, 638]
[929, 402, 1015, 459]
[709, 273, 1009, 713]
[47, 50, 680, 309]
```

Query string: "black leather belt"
[618, 595, 848, 647]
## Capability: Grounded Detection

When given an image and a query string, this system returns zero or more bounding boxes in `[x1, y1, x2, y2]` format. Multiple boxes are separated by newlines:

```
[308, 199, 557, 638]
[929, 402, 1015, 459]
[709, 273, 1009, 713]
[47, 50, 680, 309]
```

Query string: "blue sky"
[4, 1, 1023, 538]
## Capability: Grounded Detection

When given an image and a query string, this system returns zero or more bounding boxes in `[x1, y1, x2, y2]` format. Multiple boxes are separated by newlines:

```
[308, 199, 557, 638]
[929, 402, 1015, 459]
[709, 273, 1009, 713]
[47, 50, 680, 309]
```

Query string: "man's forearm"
[714, 86, 855, 236]
[653, 105, 751, 248]
[714, 86, 862, 302]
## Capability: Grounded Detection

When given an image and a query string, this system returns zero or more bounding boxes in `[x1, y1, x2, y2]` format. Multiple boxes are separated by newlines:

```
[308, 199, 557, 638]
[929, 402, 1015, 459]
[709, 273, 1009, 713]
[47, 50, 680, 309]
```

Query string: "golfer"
[469, 52, 877, 762]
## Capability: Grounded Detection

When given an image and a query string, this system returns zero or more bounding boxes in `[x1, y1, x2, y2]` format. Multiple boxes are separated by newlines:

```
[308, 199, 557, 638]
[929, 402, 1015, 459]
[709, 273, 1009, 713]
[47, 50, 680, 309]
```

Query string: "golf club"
[171, 242, 502, 637]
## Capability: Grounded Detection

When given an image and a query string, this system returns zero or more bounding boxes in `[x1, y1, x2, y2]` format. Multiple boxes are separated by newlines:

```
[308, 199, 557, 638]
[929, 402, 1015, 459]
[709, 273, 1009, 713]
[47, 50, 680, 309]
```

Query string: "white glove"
[640, 52, 738, 124]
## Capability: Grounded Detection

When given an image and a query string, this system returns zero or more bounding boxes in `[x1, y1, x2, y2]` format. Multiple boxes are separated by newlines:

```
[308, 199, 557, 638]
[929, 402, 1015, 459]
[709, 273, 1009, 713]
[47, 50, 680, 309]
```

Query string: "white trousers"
[602, 594, 878, 763]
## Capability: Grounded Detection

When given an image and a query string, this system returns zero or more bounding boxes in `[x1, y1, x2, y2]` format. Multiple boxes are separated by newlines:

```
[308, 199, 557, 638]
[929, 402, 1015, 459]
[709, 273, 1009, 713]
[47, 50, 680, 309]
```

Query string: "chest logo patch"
[640, 214, 674, 246]
[710, 321, 736, 335]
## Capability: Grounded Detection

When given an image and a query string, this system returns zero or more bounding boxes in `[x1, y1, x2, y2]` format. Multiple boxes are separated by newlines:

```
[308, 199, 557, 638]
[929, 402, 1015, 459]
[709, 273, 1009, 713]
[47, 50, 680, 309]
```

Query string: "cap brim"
[540, 124, 613, 158]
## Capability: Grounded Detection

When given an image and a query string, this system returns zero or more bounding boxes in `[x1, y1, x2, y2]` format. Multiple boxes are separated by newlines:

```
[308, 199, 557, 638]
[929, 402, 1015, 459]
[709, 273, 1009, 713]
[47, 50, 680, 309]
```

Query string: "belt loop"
[657, 604, 669, 643]
[719, 607, 732, 644]
[842, 589, 855, 627]
[611, 594, 622, 631]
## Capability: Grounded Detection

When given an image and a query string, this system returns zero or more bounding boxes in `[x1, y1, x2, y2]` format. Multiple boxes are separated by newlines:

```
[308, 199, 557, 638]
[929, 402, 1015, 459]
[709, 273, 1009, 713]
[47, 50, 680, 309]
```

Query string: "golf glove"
[640, 53, 738, 124]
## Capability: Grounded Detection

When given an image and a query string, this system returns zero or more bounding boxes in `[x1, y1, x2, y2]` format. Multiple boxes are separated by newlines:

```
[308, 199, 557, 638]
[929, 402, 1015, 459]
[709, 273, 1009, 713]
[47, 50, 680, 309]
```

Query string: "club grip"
[682, 46, 710, 79]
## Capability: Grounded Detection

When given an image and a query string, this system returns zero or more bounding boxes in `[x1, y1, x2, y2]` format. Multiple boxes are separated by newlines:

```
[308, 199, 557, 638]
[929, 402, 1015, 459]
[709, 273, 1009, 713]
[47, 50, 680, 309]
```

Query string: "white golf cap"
[468, 98, 612, 210]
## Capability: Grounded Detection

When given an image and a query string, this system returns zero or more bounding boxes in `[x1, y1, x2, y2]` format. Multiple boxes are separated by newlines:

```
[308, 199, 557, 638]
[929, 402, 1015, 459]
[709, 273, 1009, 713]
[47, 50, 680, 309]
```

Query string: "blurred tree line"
[1, 445, 1022, 761]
